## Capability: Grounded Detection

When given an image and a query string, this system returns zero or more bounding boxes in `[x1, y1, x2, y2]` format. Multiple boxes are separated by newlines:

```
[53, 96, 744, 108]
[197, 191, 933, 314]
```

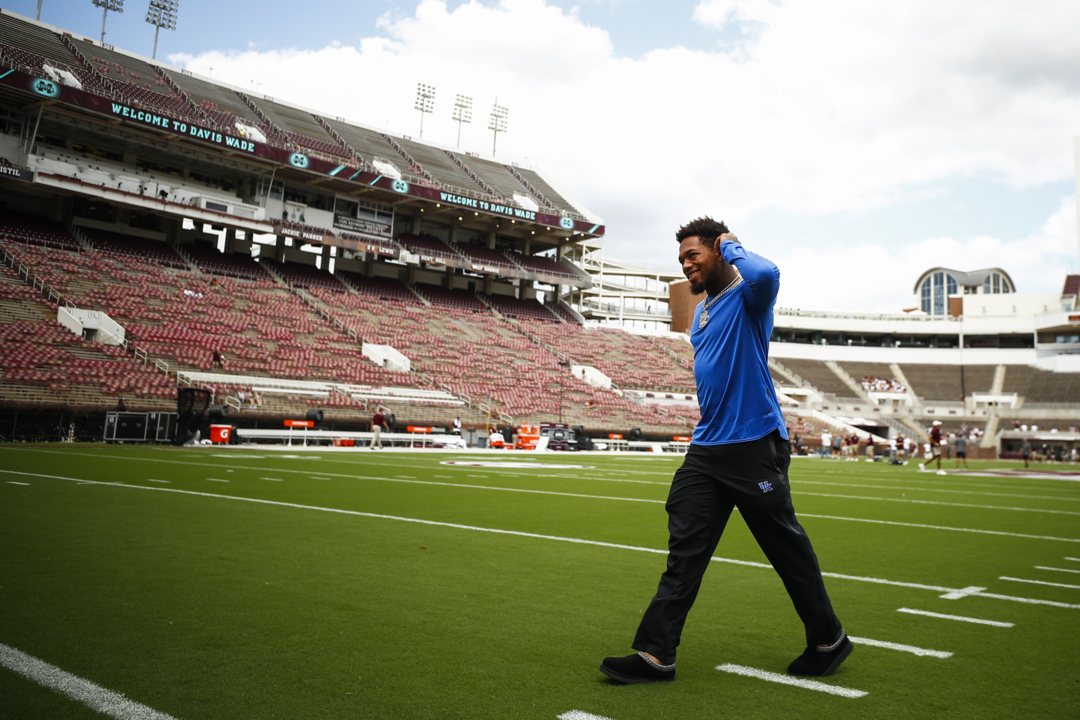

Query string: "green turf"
[1, 445, 1078, 719]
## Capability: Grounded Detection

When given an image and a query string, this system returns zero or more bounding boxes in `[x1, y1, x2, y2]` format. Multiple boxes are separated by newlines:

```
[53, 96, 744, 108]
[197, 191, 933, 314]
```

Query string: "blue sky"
[11, 0, 1080, 312]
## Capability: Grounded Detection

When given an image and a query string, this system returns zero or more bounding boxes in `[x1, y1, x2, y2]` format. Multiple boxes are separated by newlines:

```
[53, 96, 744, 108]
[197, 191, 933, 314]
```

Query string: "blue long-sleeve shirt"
[690, 239, 788, 445]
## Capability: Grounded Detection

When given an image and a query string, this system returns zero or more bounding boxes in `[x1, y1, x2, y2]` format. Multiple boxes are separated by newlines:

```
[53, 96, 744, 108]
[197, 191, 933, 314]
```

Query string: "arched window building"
[913, 268, 1015, 316]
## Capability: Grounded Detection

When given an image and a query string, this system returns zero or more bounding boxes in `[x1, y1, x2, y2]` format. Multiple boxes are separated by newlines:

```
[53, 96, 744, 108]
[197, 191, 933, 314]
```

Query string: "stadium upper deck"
[0, 9, 602, 287]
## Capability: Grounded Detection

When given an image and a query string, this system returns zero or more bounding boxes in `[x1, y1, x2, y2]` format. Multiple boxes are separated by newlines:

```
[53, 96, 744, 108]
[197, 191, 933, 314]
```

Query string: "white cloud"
[169, 0, 1080, 310]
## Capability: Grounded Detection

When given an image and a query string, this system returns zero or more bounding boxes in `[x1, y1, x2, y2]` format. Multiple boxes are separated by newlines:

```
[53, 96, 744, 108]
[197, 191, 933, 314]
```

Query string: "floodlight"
[488, 100, 508, 156]
[452, 94, 472, 148]
[414, 83, 435, 139]
[146, 0, 179, 60]
[91, 0, 124, 43]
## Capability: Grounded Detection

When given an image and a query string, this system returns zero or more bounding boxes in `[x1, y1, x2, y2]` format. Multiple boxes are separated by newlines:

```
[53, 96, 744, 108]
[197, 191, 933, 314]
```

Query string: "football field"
[1, 444, 1078, 719]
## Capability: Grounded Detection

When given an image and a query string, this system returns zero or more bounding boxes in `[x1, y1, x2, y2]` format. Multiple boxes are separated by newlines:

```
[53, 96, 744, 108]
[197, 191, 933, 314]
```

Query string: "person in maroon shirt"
[371, 408, 389, 449]
[919, 421, 945, 475]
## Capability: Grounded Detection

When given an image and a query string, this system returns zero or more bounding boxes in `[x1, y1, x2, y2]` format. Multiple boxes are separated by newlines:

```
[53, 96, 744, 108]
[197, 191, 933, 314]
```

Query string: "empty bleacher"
[396, 233, 464, 263]
[412, 283, 486, 311]
[0, 210, 83, 251]
[321, 117, 406, 169]
[483, 294, 560, 322]
[1002, 365, 1080, 404]
[512, 166, 583, 217]
[900, 364, 965, 402]
[777, 358, 855, 397]
[78, 227, 187, 269]
[454, 243, 517, 272]
[393, 137, 483, 191]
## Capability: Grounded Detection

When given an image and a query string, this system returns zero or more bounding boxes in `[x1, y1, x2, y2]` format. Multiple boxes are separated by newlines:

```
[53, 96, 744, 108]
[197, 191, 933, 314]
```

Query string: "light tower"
[146, 0, 179, 60]
[414, 83, 435, 139]
[452, 94, 472, 149]
[92, 0, 124, 44]
[488, 99, 508, 157]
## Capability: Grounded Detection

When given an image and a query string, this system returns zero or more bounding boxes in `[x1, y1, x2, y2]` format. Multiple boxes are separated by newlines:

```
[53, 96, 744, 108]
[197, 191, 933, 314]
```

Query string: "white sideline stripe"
[205, 478, 229, 483]
[798, 479, 1080, 503]
[260, 477, 283, 482]
[896, 608, 1014, 627]
[716, 664, 866, 698]
[795, 491, 1080, 516]
[849, 636, 952, 658]
[1066, 557, 1080, 562]
[7, 481, 30, 485]
[1035, 566, 1080, 574]
[999, 576, 1080, 590]
[4, 469, 1080, 610]
[559, 711, 616, 720]
[800, 513, 1080, 544]
[7, 449, 1076, 544]
[0, 643, 179, 720]
[146, 479, 170, 484]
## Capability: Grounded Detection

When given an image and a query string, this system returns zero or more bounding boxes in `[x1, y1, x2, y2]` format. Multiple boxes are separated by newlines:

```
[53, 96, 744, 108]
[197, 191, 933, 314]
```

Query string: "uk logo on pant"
[758, 481, 773, 493]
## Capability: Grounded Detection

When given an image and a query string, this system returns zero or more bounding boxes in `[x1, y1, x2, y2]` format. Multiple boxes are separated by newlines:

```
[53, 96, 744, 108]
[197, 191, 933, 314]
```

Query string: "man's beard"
[689, 279, 706, 295]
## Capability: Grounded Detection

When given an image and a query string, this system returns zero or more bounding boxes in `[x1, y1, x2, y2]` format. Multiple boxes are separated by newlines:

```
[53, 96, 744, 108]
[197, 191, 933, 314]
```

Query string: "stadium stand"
[0, 211, 83, 252]
[1, 8, 1076, 452]
[775, 358, 857, 398]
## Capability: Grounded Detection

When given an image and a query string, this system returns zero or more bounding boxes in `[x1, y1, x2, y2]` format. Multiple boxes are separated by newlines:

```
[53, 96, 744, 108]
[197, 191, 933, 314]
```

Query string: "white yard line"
[7, 481, 30, 486]
[146, 479, 170, 484]
[896, 608, 1013, 627]
[999, 576, 1080, 590]
[259, 477, 283, 482]
[799, 513, 1080, 544]
[0, 643, 179, 720]
[1034, 566, 1080, 574]
[205, 478, 229, 483]
[794, 491, 1080, 516]
[796, 480, 1080, 503]
[849, 637, 952, 658]
[4, 468, 1080, 610]
[716, 664, 866, 698]
[558, 711, 617, 720]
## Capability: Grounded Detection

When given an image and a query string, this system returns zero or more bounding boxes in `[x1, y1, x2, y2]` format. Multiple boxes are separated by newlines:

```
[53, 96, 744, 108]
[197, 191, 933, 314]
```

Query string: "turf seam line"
[896, 608, 1014, 627]
[716, 664, 867, 698]
[0, 643, 179, 720]
[5, 469, 1080, 610]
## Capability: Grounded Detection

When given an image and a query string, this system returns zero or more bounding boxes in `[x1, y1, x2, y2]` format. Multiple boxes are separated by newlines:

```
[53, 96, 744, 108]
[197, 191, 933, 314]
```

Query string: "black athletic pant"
[632, 430, 842, 665]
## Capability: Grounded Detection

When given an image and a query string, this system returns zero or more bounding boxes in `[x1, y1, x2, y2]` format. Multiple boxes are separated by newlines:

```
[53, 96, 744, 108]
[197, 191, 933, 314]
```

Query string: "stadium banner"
[333, 213, 393, 240]
[336, 235, 399, 258]
[1, 69, 606, 236]
[0, 164, 34, 182]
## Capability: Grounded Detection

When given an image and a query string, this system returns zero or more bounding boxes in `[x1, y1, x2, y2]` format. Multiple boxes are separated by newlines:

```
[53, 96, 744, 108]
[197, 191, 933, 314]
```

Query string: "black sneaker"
[600, 652, 676, 684]
[787, 633, 853, 677]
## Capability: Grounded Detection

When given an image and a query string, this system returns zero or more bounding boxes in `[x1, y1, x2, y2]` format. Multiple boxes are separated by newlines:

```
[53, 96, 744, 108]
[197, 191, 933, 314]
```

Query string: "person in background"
[371, 407, 389, 449]
[954, 432, 969, 469]
[920, 420, 945, 475]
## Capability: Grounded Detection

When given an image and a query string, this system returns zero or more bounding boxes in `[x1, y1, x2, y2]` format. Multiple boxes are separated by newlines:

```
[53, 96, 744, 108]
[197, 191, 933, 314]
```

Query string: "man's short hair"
[675, 217, 730, 246]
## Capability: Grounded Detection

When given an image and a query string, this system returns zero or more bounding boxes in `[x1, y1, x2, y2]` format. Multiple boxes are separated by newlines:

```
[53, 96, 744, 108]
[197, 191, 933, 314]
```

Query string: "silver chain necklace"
[699, 269, 743, 329]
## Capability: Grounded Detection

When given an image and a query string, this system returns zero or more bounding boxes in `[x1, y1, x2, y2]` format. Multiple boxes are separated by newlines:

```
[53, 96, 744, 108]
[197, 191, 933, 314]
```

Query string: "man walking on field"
[600, 217, 850, 684]
[919, 420, 946, 475]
